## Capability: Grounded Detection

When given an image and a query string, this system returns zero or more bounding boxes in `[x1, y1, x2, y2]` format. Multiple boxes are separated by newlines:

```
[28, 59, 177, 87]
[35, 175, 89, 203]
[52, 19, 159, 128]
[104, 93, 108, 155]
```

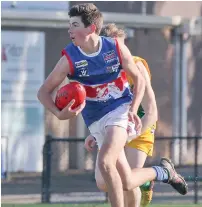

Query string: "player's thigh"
[95, 149, 131, 186]
[99, 125, 128, 164]
[95, 148, 134, 191]
[125, 147, 147, 168]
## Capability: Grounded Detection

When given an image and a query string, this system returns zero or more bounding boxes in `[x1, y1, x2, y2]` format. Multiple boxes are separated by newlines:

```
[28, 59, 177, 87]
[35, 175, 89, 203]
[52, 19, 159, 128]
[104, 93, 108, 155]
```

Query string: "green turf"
[2, 204, 202, 207]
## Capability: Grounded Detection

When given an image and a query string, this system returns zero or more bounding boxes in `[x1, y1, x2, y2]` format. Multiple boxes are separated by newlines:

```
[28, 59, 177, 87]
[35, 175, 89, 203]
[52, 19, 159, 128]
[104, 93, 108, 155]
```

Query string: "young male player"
[37, 4, 188, 207]
[85, 23, 157, 207]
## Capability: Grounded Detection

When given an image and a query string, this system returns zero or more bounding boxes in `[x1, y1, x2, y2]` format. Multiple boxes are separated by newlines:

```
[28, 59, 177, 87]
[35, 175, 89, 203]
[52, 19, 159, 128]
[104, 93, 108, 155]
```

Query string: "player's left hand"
[128, 110, 142, 135]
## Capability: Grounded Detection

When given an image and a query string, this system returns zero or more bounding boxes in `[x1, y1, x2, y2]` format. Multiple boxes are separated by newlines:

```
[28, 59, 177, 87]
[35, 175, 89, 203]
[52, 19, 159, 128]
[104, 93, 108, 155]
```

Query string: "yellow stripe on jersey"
[133, 56, 151, 79]
[127, 56, 151, 87]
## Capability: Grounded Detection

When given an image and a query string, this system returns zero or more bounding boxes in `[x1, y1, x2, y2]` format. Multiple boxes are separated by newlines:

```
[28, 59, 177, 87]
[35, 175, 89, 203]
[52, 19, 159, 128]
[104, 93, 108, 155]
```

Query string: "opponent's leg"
[140, 181, 154, 207]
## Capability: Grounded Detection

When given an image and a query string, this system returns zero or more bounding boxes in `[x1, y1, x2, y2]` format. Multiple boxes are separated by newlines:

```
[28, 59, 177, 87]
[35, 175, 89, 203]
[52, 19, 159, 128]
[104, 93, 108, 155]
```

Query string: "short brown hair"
[68, 3, 103, 35]
[100, 23, 126, 38]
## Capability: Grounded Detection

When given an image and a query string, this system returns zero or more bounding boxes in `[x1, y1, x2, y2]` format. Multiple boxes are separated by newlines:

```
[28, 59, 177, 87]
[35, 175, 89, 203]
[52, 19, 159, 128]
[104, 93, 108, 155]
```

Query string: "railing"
[41, 136, 202, 204]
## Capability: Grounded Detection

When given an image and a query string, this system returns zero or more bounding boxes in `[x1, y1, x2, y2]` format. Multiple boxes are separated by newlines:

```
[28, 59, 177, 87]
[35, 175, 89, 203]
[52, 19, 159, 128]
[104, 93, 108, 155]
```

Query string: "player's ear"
[89, 24, 96, 34]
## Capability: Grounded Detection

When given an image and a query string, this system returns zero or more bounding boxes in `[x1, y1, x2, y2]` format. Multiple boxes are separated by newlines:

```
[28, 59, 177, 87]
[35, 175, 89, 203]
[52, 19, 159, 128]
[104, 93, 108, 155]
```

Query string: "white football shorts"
[88, 103, 137, 149]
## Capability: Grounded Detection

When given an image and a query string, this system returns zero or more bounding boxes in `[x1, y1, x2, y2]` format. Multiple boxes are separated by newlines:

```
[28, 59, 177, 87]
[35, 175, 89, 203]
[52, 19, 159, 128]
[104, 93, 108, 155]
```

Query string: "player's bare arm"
[118, 41, 146, 131]
[84, 135, 96, 152]
[119, 42, 145, 112]
[136, 60, 158, 133]
[37, 56, 85, 120]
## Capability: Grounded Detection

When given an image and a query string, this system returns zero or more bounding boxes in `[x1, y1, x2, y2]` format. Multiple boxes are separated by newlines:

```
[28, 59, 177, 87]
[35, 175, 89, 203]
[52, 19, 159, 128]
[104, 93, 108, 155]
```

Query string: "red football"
[55, 82, 86, 110]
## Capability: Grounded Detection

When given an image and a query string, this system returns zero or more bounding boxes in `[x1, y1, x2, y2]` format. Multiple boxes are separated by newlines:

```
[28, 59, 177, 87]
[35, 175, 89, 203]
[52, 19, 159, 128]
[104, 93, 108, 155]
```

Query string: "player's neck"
[80, 35, 100, 55]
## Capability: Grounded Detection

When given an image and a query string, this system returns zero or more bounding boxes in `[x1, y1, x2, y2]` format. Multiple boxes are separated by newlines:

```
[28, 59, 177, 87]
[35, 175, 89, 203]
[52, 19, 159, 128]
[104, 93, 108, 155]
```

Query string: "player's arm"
[136, 61, 158, 133]
[84, 135, 96, 152]
[37, 56, 85, 120]
[118, 41, 145, 132]
[118, 42, 145, 113]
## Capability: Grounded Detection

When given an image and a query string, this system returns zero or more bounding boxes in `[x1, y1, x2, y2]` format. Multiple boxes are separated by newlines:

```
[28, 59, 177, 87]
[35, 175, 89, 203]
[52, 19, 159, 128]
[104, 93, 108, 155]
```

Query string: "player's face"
[68, 16, 91, 46]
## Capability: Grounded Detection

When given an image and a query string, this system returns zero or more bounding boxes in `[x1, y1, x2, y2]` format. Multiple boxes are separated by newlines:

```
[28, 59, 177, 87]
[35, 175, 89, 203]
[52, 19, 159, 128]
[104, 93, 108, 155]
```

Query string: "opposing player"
[37, 4, 188, 207]
[85, 23, 157, 207]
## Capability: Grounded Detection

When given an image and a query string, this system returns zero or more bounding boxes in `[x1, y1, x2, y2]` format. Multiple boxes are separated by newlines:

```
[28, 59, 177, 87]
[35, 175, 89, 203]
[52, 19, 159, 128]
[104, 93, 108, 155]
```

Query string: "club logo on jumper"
[75, 60, 88, 68]
[106, 63, 120, 73]
[89, 81, 124, 101]
[84, 72, 127, 101]
[78, 68, 89, 77]
[103, 50, 117, 63]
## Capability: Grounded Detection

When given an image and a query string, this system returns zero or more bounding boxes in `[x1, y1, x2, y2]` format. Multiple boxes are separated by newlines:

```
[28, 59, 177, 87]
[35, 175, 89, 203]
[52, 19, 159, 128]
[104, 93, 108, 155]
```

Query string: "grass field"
[2, 204, 202, 207]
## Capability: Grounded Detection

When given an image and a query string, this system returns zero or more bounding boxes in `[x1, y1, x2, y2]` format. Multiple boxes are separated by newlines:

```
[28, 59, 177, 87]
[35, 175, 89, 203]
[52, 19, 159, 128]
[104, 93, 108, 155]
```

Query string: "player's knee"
[127, 187, 142, 206]
[98, 157, 114, 175]
[122, 183, 134, 191]
[122, 180, 137, 191]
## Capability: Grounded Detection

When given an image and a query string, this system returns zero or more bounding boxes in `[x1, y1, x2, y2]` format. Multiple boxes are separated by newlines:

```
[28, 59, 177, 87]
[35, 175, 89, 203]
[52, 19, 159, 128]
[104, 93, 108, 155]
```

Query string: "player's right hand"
[57, 99, 86, 120]
[128, 110, 142, 135]
[84, 135, 96, 152]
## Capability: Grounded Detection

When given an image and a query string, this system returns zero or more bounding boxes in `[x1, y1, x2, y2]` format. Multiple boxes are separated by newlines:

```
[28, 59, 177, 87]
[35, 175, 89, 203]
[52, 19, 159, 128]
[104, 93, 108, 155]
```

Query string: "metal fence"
[41, 136, 202, 205]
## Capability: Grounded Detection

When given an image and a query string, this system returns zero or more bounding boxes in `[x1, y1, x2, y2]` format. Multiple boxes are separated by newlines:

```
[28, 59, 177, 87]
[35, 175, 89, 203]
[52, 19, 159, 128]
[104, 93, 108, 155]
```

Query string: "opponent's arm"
[84, 135, 96, 152]
[136, 61, 158, 133]
[37, 55, 85, 120]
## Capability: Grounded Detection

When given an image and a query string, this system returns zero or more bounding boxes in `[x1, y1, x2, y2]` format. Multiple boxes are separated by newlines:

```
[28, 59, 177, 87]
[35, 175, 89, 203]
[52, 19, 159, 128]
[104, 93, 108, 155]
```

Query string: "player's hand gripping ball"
[55, 82, 86, 110]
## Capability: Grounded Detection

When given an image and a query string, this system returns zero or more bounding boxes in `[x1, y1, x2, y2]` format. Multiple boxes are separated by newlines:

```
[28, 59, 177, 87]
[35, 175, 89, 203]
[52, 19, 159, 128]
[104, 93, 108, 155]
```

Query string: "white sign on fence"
[1, 31, 45, 172]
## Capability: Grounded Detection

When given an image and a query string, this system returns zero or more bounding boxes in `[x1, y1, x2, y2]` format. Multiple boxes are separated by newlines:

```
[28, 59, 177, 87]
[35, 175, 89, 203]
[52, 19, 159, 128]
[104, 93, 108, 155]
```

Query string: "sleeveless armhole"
[114, 38, 122, 66]
[61, 49, 74, 76]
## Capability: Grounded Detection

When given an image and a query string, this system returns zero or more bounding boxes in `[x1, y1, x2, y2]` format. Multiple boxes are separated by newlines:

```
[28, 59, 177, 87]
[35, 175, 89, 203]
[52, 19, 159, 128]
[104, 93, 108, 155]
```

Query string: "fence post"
[1, 136, 9, 180]
[194, 136, 199, 204]
[1, 149, 5, 179]
[41, 135, 52, 203]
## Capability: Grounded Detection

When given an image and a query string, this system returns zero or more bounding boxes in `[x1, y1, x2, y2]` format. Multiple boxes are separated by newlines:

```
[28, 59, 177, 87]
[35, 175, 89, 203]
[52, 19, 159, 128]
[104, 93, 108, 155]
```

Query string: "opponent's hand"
[84, 135, 96, 152]
[128, 110, 142, 135]
[57, 99, 86, 120]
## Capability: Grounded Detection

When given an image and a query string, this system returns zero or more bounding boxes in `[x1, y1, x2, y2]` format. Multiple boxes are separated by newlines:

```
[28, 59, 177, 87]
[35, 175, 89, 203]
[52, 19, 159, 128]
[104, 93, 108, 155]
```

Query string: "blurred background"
[1, 1, 202, 206]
